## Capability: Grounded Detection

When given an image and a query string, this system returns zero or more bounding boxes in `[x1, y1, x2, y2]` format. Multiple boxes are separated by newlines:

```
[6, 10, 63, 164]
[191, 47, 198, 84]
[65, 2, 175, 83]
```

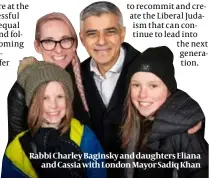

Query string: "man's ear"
[34, 40, 41, 54]
[120, 26, 126, 42]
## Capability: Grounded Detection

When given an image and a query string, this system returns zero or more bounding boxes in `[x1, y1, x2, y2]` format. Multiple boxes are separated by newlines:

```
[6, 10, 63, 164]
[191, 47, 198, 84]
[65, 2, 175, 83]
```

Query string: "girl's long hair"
[121, 86, 154, 153]
[28, 82, 73, 136]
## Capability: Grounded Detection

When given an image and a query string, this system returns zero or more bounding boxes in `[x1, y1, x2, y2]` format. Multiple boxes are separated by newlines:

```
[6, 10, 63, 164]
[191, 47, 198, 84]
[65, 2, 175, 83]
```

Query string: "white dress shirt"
[90, 47, 126, 107]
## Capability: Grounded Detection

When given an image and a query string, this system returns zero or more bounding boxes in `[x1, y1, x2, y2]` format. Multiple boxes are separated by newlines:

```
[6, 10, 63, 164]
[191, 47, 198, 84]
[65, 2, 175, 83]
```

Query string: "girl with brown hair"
[121, 46, 208, 178]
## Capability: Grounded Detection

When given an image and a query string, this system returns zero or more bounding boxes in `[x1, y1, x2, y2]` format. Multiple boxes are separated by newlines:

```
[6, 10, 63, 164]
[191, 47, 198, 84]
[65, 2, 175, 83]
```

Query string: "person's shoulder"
[122, 42, 142, 69]
[4, 131, 37, 178]
[122, 42, 141, 55]
[157, 89, 205, 127]
[8, 81, 24, 98]
[70, 118, 100, 149]
[71, 118, 93, 137]
[9, 131, 27, 142]
[71, 118, 84, 127]
[167, 89, 203, 115]
[80, 124, 104, 154]
[70, 118, 85, 135]
[6, 131, 28, 154]
[80, 57, 91, 69]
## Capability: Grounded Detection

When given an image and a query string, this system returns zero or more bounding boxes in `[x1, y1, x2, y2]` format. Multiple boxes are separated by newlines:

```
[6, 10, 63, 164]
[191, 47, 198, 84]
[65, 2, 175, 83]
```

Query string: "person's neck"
[42, 122, 59, 129]
[146, 116, 155, 121]
[97, 65, 111, 78]
[97, 55, 120, 78]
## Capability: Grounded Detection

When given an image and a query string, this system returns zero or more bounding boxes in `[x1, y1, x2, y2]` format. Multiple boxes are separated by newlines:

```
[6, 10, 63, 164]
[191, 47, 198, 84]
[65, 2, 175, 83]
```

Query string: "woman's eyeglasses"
[39, 37, 75, 51]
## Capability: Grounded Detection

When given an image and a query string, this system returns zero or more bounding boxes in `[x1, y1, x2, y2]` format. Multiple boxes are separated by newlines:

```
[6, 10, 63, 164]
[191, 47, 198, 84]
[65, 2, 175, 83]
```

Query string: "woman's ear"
[34, 40, 41, 54]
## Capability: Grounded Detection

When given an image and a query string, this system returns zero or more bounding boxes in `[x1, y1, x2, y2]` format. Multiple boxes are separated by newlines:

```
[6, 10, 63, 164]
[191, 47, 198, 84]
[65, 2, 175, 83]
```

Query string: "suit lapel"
[82, 60, 106, 110]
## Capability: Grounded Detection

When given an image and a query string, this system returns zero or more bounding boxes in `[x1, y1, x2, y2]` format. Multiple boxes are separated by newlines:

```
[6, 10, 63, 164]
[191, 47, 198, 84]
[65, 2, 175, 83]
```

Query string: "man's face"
[80, 13, 126, 71]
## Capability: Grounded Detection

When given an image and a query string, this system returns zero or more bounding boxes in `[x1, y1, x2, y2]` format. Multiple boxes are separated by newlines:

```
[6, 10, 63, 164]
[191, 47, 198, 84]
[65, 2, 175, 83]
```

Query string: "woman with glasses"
[39, 37, 75, 53]
[7, 12, 89, 144]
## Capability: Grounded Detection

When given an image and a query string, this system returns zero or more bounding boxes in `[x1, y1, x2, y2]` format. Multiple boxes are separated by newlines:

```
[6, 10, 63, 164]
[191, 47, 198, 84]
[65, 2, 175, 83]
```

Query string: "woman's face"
[35, 19, 75, 69]
[130, 72, 169, 117]
[42, 81, 66, 129]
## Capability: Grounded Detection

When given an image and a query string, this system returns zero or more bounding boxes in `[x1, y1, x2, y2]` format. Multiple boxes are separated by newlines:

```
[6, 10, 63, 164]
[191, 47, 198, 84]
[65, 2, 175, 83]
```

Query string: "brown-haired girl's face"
[35, 19, 75, 69]
[130, 72, 169, 117]
[42, 81, 66, 129]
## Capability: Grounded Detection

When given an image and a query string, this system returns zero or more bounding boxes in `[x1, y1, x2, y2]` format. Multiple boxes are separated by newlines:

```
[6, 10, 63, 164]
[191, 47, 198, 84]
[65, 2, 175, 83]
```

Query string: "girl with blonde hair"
[3, 61, 106, 178]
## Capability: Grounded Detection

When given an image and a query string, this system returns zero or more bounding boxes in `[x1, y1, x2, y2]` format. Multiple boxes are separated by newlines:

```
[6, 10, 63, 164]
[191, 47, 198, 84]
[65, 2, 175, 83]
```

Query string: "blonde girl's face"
[42, 81, 66, 129]
[130, 72, 169, 117]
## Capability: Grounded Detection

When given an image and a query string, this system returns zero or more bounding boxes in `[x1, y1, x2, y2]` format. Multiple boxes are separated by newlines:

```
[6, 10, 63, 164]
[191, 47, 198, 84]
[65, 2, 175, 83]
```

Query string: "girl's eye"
[57, 95, 64, 98]
[43, 96, 48, 100]
[132, 83, 139, 87]
[150, 84, 157, 89]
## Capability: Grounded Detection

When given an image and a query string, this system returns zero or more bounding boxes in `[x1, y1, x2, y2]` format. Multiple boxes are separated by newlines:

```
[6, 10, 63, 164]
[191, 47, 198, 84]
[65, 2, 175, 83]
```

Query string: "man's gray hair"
[80, 1, 123, 26]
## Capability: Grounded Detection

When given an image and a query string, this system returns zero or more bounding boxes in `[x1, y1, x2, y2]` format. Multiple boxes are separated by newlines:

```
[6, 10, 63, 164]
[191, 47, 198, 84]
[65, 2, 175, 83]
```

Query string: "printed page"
[0, 0, 208, 175]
